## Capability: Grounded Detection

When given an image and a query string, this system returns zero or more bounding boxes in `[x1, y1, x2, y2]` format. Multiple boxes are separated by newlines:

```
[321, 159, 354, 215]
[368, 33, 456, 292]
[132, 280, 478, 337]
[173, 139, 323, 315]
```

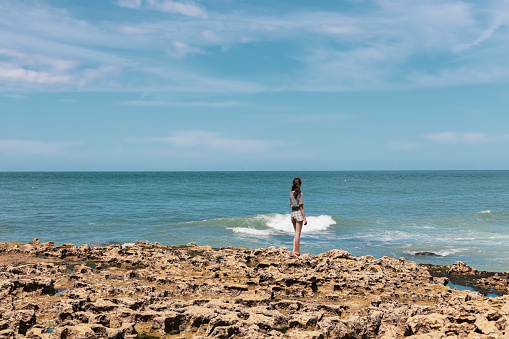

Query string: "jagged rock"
[449, 261, 478, 275]
[415, 252, 437, 256]
[234, 289, 273, 307]
[7, 309, 36, 335]
[289, 313, 320, 329]
[161, 311, 185, 333]
[1, 240, 509, 338]
[0, 328, 15, 338]
[405, 313, 447, 335]
[53, 323, 108, 338]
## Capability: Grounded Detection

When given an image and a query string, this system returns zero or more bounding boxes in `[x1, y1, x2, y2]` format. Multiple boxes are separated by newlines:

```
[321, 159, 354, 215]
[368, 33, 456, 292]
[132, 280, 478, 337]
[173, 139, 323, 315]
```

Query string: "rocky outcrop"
[427, 260, 509, 297]
[0, 239, 508, 338]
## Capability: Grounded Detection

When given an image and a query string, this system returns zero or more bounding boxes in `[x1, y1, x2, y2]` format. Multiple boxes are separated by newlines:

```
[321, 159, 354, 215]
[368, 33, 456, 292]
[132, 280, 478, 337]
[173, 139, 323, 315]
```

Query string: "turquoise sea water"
[1, 171, 509, 272]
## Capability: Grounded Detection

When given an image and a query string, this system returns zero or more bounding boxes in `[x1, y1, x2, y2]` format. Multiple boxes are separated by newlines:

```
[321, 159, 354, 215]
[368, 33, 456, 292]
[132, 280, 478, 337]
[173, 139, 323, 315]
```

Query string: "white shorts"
[291, 210, 304, 223]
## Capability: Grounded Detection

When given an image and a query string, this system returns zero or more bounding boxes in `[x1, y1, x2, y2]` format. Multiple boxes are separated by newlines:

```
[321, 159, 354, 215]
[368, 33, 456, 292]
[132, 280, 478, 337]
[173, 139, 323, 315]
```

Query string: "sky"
[1, 0, 509, 171]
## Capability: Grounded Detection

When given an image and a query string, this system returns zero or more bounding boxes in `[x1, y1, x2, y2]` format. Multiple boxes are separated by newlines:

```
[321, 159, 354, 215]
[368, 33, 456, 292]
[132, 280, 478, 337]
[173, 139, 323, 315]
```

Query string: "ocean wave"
[227, 213, 336, 236]
[230, 228, 272, 236]
[263, 214, 336, 233]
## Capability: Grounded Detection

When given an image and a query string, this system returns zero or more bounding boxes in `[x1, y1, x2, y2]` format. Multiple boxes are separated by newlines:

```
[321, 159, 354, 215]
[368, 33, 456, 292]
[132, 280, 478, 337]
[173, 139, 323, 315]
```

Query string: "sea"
[1, 171, 509, 272]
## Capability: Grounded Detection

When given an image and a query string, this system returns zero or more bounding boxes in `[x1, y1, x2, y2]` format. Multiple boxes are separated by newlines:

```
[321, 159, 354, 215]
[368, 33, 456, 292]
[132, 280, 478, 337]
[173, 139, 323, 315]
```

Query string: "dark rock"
[415, 251, 438, 256]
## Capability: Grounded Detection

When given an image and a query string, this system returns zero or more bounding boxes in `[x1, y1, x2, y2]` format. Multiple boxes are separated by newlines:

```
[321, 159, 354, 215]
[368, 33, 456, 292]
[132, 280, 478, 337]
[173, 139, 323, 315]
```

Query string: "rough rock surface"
[426, 261, 509, 297]
[1, 239, 508, 338]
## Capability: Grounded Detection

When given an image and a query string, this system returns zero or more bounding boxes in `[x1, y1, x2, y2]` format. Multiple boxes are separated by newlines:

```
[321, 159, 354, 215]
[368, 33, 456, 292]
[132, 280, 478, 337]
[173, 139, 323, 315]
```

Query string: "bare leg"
[292, 221, 303, 255]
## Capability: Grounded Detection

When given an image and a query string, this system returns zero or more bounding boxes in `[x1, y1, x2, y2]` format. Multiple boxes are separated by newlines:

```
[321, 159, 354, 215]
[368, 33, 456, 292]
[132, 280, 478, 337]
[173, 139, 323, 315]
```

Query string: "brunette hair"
[291, 178, 302, 199]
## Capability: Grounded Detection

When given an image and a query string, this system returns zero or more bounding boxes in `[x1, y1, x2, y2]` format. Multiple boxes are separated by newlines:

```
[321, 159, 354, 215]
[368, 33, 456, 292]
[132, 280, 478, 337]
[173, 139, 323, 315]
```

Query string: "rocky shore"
[1, 239, 509, 338]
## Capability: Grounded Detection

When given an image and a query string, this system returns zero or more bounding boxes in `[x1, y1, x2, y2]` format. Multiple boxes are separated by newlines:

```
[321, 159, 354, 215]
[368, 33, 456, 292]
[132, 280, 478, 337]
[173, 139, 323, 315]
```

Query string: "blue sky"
[1, 0, 508, 171]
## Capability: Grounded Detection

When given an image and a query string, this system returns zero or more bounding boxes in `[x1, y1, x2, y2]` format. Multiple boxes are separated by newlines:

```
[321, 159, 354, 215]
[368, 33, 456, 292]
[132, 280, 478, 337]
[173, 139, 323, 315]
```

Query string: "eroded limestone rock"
[0, 239, 508, 338]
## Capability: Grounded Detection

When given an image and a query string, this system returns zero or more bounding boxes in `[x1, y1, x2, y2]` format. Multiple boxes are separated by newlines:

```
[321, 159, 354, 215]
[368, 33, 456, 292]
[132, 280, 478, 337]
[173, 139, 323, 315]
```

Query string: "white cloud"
[1, 94, 28, 99]
[0, 48, 115, 88]
[454, 13, 509, 52]
[117, 0, 142, 9]
[146, 0, 207, 18]
[427, 132, 488, 144]
[391, 132, 509, 152]
[285, 1, 509, 90]
[77, 66, 122, 87]
[0, 49, 78, 86]
[388, 141, 420, 150]
[2, 1, 509, 92]
[0, 140, 82, 156]
[201, 29, 222, 43]
[0, 68, 72, 84]
[137, 131, 274, 153]
[292, 114, 352, 122]
[316, 25, 362, 35]
[0, 48, 122, 89]
[166, 41, 205, 59]
[0, 49, 77, 72]
[121, 100, 242, 107]
[118, 0, 207, 17]
[119, 25, 154, 34]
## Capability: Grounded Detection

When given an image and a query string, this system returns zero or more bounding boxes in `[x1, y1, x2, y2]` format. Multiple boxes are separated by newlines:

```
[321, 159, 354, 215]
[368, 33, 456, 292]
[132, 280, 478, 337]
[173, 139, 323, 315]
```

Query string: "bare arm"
[300, 204, 307, 225]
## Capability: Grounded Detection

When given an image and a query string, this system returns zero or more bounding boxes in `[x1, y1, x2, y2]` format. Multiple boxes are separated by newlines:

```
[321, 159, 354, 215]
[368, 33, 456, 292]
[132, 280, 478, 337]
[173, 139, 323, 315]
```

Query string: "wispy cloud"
[425, 132, 509, 145]
[132, 131, 275, 153]
[0, 47, 123, 89]
[454, 12, 509, 52]
[0, 140, 82, 156]
[117, 0, 142, 9]
[0, 48, 74, 84]
[1, 93, 28, 99]
[117, 0, 207, 18]
[315, 25, 363, 35]
[0, 48, 77, 71]
[427, 132, 488, 145]
[388, 141, 420, 150]
[118, 25, 155, 35]
[292, 114, 353, 122]
[390, 131, 509, 151]
[166, 41, 205, 59]
[0, 67, 72, 84]
[58, 98, 75, 103]
[288, 0, 509, 90]
[1, 1, 509, 92]
[121, 100, 243, 107]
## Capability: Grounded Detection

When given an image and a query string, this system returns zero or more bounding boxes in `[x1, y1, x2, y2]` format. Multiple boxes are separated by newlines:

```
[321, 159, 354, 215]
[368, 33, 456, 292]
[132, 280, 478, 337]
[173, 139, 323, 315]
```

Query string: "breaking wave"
[228, 213, 336, 236]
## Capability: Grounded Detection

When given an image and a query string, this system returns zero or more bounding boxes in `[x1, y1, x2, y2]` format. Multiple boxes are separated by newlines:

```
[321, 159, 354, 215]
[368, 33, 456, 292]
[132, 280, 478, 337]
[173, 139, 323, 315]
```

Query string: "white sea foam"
[231, 228, 272, 236]
[377, 231, 414, 242]
[435, 249, 464, 256]
[263, 214, 336, 234]
[122, 242, 135, 248]
[419, 225, 436, 230]
[228, 213, 336, 237]
[478, 210, 492, 214]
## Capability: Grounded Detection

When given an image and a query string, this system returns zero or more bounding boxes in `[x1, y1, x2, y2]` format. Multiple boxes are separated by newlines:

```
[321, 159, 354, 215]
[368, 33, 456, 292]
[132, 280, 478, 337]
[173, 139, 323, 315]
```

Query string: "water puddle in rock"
[54, 288, 70, 296]
[447, 281, 502, 298]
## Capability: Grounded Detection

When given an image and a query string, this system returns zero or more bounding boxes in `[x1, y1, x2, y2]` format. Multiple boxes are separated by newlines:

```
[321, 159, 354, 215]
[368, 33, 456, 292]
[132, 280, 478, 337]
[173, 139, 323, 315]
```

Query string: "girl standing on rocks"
[290, 178, 307, 256]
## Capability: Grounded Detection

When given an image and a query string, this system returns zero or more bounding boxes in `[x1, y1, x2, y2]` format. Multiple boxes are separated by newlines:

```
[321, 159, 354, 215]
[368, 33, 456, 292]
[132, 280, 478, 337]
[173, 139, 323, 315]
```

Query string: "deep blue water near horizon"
[1, 171, 509, 272]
